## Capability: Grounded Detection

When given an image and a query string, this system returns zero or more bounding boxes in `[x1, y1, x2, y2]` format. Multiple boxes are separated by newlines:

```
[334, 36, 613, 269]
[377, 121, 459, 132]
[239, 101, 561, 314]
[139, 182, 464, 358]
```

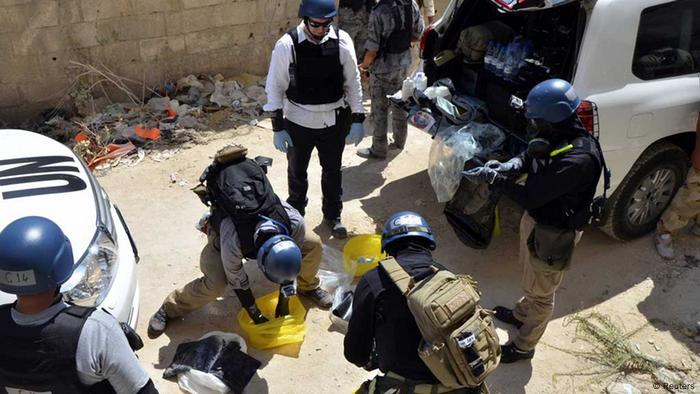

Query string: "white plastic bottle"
[414, 72, 428, 92]
[401, 77, 416, 100]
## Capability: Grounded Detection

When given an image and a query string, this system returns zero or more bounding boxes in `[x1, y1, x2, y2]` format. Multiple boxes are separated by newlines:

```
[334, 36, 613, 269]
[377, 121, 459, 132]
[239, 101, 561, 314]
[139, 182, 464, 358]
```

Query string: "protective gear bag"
[193, 145, 291, 259]
[0, 304, 115, 394]
[379, 258, 500, 389]
[163, 332, 261, 394]
[444, 158, 501, 249]
[377, 0, 413, 55]
[456, 22, 514, 64]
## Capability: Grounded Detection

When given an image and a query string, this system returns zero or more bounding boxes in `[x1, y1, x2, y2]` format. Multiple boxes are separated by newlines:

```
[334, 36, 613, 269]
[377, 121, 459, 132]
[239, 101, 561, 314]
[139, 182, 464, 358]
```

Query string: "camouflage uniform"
[658, 167, 700, 233]
[366, 0, 424, 157]
[338, 6, 370, 61]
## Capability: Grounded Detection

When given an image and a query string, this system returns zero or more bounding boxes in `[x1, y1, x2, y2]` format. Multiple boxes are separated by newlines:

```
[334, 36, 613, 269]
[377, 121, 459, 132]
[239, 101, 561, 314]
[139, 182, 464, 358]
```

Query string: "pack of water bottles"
[483, 36, 534, 82]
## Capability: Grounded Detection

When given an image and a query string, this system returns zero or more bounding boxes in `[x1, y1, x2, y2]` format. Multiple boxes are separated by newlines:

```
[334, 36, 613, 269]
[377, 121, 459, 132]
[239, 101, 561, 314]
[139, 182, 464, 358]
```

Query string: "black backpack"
[195, 151, 291, 259]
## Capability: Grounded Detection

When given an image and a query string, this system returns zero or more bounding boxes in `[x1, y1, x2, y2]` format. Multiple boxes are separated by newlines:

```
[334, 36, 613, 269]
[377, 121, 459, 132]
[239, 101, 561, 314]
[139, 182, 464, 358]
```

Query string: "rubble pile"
[39, 72, 269, 171]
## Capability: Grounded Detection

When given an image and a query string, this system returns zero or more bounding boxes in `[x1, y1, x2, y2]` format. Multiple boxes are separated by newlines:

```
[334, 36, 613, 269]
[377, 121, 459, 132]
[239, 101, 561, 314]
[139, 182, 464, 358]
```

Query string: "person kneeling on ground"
[148, 149, 332, 338]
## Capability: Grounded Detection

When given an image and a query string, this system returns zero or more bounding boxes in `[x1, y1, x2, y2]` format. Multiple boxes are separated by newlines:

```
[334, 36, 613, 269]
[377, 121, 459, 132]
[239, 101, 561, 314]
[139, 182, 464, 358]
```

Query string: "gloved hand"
[273, 130, 293, 153]
[346, 122, 364, 146]
[485, 157, 523, 174]
[246, 304, 269, 325]
[462, 166, 501, 184]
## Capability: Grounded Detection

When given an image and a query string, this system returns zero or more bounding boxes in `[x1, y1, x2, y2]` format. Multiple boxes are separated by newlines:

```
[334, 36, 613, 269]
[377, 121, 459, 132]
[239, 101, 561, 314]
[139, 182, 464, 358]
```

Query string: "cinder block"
[80, 0, 131, 21]
[164, 11, 184, 35]
[0, 5, 28, 33]
[131, 0, 180, 15]
[180, 5, 226, 33]
[181, 0, 226, 9]
[67, 23, 100, 48]
[39, 48, 92, 79]
[96, 14, 166, 43]
[0, 83, 22, 106]
[0, 56, 41, 84]
[139, 35, 185, 61]
[14, 26, 72, 56]
[59, 0, 83, 24]
[219, 1, 253, 26]
[19, 78, 71, 102]
[0, 33, 15, 56]
[0, 0, 31, 6]
[184, 26, 237, 53]
[93, 40, 141, 65]
[27, 0, 59, 29]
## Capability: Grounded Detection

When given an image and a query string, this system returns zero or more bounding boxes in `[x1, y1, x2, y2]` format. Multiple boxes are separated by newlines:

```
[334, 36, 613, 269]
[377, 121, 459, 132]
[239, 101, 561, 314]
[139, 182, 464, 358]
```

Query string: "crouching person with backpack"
[344, 211, 498, 394]
[148, 146, 333, 338]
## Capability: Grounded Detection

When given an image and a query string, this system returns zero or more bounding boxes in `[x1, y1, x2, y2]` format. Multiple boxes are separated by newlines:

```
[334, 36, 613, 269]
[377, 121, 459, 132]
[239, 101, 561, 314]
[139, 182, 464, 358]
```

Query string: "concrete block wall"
[0, 0, 300, 125]
[0, 0, 449, 126]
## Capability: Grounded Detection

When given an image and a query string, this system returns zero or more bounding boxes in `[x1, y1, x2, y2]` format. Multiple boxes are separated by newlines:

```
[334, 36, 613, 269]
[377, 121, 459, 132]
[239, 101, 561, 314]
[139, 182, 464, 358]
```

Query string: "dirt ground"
[99, 123, 700, 394]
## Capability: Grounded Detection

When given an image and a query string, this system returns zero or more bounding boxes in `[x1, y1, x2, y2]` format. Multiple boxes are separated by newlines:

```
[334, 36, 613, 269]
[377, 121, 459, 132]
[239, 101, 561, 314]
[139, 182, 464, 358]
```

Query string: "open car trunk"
[426, 0, 587, 150]
[420, 0, 588, 248]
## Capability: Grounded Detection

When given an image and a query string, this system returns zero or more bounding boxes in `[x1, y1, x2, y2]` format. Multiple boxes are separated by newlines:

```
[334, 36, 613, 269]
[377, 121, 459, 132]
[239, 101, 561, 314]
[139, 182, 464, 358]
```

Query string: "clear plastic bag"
[329, 286, 354, 333]
[428, 122, 506, 202]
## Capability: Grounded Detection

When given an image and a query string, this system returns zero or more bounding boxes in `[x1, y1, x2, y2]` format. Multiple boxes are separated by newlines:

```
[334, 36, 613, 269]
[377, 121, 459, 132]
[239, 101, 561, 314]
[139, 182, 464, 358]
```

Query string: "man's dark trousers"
[286, 107, 351, 220]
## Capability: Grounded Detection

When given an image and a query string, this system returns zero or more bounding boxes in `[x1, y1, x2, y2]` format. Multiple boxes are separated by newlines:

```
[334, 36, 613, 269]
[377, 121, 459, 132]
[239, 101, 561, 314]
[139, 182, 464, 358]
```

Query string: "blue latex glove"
[462, 166, 500, 184]
[346, 122, 364, 146]
[485, 157, 523, 174]
[273, 130, 294, 153]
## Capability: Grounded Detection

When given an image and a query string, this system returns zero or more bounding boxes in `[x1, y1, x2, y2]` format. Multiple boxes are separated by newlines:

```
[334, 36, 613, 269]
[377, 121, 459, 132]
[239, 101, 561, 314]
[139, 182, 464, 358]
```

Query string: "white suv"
[421, 0, 699, 239]
[0, 129, 140, 327]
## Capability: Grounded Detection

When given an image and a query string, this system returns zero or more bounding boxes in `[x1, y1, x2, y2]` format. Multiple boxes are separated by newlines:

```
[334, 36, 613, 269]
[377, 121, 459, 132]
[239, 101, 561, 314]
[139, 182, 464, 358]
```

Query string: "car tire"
[601, 142, 688, 241]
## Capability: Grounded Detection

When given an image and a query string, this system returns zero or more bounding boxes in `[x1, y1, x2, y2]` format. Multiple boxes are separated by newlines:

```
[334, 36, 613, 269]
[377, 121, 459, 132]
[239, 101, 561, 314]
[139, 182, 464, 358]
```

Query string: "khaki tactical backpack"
[379, 258, 500, 388]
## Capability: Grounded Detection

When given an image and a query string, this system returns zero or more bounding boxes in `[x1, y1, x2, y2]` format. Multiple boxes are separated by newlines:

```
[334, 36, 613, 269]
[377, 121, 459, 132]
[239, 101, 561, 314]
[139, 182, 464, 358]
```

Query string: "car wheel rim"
[627, 167, 677, 226]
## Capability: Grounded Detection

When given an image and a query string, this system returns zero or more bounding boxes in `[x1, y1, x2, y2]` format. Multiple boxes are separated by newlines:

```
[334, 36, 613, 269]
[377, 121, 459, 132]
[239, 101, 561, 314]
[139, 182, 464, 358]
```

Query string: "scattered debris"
[550, 312, 690, 387]
[39, 63, 270, 172]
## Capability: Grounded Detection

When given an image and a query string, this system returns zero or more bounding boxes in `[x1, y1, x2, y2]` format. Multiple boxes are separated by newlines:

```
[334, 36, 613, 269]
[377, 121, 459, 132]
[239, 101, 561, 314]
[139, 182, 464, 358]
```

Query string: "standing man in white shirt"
[264, 0, 365, 239]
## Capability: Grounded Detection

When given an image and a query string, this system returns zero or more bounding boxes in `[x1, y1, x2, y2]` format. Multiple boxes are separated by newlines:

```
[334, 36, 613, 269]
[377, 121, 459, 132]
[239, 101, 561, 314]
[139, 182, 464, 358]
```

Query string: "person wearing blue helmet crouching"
[0, 217, 157, 394]
[263, 0, 366, 239]
[344, 212, 489, 393]
[463, 79, 605, 363]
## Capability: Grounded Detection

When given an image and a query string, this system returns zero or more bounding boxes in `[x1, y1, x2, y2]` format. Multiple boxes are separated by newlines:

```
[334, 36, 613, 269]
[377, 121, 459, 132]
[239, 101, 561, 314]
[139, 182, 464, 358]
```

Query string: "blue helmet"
[298, 0, 336, 18]
[0, 216, 74, 295]
[381, 211, 436, 252]
[525, 79, 581, 124]
[257, 235, 302, 285]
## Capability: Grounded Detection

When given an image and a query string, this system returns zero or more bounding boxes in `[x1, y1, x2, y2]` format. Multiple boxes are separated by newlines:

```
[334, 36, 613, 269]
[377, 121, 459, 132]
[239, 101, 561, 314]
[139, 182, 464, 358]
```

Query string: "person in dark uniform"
[463, 79, 604, 363]
[264, 0, 366, 239]
[0, 216, 157, 394]
[344, 211, 483, 393]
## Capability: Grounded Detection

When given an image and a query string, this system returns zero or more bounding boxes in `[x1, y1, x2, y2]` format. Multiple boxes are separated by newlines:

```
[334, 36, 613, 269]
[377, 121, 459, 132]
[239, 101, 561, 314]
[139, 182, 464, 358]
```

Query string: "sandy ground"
[99, 123, 700, 394]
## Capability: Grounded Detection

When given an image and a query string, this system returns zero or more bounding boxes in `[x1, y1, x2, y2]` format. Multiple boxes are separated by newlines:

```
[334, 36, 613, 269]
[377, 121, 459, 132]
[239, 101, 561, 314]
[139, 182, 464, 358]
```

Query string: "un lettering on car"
[0, 156, 87, 200]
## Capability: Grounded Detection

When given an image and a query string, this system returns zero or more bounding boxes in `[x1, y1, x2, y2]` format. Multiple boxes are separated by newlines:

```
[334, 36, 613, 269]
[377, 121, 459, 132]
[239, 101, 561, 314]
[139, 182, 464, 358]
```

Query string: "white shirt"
[263, 22, 364, 130]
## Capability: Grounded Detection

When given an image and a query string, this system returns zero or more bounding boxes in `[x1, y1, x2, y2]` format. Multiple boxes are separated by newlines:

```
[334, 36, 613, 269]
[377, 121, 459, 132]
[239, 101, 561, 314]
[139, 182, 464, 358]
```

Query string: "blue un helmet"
[381, 211, 436, 253]
[298, 0, 336, 18]
[257, 235, 302, 285]
[0, 216, 74, 295]
[525, 79, 581, 124]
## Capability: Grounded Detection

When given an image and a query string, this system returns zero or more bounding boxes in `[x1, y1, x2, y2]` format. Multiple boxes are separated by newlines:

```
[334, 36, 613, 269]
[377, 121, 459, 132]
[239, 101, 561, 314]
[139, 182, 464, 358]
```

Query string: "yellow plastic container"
[343, 234, 387, 278]
[237, 291, 306, 349]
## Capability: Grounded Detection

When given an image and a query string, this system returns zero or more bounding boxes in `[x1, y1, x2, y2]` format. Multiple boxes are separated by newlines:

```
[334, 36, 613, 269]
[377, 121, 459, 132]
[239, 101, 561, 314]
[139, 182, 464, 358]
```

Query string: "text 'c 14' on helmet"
[0, 216, 74, 295]
[381, 211, 436, 252]
[257, 235, 302, 285]
[525, 78, 581, 124]
[298, 0, 337, 19]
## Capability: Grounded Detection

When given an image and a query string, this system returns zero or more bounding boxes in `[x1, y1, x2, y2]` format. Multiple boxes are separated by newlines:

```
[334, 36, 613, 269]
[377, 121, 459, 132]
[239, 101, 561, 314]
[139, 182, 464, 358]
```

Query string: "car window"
[632, 0, 700, 80]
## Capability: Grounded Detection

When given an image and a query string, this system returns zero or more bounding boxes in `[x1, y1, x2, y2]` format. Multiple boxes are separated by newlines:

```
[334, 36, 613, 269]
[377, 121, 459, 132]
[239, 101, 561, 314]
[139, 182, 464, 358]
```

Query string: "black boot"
[324, 218, 348, 239]
[500, 342, 535, 363]
[493, 306, 523, 329]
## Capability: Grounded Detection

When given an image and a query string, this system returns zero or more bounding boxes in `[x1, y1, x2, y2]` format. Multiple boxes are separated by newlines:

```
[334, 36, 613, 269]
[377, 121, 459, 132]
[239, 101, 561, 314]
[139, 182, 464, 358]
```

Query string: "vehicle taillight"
[576, 100, 599, 138]
[419, 24, 434, 53]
